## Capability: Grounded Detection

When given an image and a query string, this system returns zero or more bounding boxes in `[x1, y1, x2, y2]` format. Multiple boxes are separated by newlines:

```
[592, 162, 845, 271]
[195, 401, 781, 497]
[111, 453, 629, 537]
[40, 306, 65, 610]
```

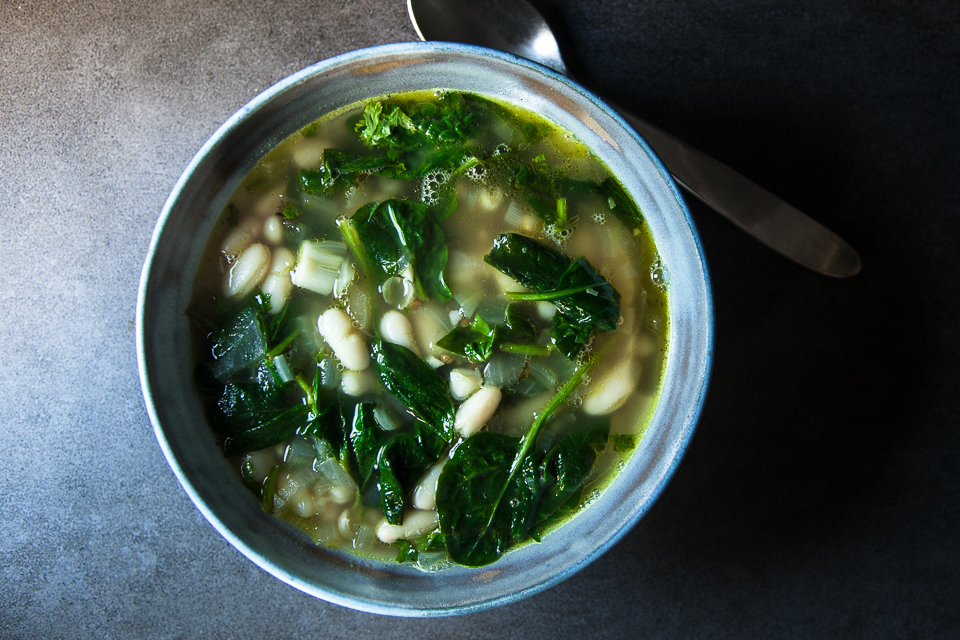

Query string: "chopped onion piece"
[291, 240, 346, 295]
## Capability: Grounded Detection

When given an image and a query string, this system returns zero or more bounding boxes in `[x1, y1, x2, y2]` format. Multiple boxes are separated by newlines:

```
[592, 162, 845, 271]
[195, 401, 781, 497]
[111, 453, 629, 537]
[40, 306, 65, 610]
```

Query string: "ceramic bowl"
[136, 41, 713, 616]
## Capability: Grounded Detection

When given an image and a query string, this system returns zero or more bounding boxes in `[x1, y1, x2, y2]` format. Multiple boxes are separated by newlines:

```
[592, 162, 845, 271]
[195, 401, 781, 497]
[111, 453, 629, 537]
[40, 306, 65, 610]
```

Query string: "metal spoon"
[407, 0, 862, 277]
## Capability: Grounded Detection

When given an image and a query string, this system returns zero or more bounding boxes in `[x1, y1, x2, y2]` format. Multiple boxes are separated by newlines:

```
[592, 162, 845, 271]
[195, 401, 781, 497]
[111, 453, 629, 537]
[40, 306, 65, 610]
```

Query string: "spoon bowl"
[408, 0, 567, 74]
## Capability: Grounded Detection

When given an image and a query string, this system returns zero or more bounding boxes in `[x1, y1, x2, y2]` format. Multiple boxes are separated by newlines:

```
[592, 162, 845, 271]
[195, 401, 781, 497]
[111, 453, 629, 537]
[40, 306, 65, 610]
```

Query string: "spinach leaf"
[344, 401, 437, 525]
[347, 402, 384, 488]
[550, 314, 594, 360]
[208, 305, 267, 381]
[297, 149, 409, 195]
[298, 402, 349, 465]
[395, 530, 446, 563]
[436, 315, 496, 363]
[436, 350, 603, 566]
[338, 199, 452, 302]
[222, 404, 310, 456]
[377, 447, 407, 525]
[530, 420, 610, 538]
[214, 372, 286, 435]
[436, 432, 539, 566]
[484, 234, 621, 358]
[370, 339, 457, 445]
[601, 177, 645, 227]
[436, 304, 537, 363]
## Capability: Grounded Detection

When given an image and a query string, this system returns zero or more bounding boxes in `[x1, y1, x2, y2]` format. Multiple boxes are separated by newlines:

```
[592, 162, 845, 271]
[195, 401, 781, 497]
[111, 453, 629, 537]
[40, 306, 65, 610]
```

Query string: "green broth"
[189, 90, 668, 568]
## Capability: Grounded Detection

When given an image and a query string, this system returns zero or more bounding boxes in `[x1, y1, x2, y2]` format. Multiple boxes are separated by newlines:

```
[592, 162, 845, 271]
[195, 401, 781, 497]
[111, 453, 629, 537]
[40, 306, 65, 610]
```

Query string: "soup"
[188, 90, 668, 569]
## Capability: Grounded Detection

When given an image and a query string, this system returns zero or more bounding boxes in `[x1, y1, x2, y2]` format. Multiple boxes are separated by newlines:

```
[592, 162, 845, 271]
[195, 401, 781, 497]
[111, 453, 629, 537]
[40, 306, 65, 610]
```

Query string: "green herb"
[356, 94, 477, 151]
[280, 202, 301, 220]
[521, 121, 551, 144]
[299, 121, 321, 138]
[356, 101, 419, 147]
[610, 433, 637, 452]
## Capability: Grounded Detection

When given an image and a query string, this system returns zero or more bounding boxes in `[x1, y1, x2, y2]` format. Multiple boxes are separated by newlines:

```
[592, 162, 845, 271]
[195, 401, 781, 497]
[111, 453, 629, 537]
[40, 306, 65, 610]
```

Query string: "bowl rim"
[137, 40, 714, 616]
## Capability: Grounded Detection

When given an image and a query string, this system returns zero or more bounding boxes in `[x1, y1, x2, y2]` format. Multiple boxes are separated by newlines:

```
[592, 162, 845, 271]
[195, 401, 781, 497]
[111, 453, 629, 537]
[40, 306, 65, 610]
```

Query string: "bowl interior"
[137, 41, 713, 616]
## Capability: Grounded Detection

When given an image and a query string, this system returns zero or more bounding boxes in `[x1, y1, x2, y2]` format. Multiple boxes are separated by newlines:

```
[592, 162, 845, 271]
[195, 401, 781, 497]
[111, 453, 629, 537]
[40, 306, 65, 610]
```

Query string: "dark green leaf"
[346, 403, 385, 488]
[532, 420, 610, 533]
[208, 305, 268, 380]
[437, 304, 536, 363]
[340, 199, 451, 302]
[436, 431, 531, 567]
[551, 314, 594, 359]
[370, 339, 457, 444]
[222, 404, 310, 456]
[297, 402, 348, 461]
[377, 447, 406, 525]
[601, 177, 645, 227]
[484, 234, 621, 358]
[436, 351, 603, 566]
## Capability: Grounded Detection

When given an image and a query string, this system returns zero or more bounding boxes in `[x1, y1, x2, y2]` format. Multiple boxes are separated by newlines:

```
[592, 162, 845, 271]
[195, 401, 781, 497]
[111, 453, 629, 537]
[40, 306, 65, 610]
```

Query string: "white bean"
[220, 217, 260, 260]
[254, 191, 284, 217]
[477, 188, 503, 211]
[227, 243, 270, 298]
[412, 460, 446, 511]
[376, 509, 440, 544]
[634, 333, 657, 358]
[318, 308, 370, 371]
[337, 510, 355, 539]
[582, 358, 639, 416]
[449, 368, 482, 402]
[263, 216, 284, 244]
[291, 139, 324, 168]
[292, 488, 316, 518]
[340, 368, 376, 397]
[379, 310, 419, 355]
[454, 386, 502, 437]
[260, 247, 295, 314]
[408, 305, 453, 366]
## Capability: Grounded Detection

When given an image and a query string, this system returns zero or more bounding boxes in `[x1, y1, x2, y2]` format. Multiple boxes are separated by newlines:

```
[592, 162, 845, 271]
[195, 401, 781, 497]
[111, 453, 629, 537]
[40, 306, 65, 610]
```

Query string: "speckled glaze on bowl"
[136, 41, 713, 616]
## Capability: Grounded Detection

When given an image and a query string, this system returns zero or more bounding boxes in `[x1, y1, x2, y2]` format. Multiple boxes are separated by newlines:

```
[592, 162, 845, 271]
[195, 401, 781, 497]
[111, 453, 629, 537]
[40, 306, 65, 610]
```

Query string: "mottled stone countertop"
[2, 1, 958, 638]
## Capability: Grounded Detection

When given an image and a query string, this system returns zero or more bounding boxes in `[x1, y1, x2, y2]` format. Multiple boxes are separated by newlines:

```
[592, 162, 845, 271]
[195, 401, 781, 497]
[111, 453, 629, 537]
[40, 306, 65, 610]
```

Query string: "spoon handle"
[616, 110, 861, 277]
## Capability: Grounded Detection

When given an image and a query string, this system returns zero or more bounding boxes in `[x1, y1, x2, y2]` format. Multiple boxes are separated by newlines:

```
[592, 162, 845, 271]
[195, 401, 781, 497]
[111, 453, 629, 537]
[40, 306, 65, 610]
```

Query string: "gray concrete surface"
[2, 0, 958, 638]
